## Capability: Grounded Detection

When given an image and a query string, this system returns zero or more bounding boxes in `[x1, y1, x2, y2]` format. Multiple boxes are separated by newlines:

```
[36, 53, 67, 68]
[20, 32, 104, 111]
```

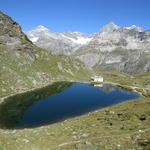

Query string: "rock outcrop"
[75, 22, 150, 74]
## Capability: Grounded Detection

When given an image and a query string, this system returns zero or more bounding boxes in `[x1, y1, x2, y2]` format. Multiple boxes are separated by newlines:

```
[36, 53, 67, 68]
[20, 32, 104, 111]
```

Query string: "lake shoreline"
[0, 82, 140, 129]
[2, 75, 149, 105]
[0, 79, 145, 104]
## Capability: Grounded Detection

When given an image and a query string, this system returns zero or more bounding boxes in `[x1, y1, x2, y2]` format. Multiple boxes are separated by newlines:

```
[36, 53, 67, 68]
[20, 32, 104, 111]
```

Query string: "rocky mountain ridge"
[27, 22, 150, 74]
[26, 25, 92, 55]
[76, 22, 150, 73]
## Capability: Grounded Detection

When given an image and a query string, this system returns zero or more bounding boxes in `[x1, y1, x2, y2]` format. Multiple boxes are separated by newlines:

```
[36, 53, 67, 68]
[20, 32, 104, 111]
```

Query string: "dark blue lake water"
[15, 82, 140, 128]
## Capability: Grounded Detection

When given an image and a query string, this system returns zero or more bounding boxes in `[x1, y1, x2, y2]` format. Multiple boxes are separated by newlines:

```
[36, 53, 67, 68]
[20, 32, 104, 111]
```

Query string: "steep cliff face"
[74, 23, 150, 74]
[0, 11, 35, 60]
[0, 11, 91, 97]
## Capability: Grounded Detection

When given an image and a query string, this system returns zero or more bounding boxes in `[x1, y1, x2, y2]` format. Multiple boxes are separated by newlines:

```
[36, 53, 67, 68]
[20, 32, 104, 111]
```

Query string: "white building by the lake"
[90, 76, 103, 83]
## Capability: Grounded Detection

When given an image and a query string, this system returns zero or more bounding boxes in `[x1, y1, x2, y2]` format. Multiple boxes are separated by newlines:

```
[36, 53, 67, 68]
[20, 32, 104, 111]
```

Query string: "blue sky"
[0, 0, 149, 33]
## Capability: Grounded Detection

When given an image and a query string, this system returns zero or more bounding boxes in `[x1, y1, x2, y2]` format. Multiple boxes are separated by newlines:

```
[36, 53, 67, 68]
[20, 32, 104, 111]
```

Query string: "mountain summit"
[124, 25, 143, 32]
[35, 25, 49, 31]
[100, 22, 119, 33]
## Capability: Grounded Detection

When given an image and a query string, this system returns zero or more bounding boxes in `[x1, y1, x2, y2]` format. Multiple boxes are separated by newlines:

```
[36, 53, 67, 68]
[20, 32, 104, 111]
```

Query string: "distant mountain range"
[26, 22, 150, 74]
[26, 25, 92, 55]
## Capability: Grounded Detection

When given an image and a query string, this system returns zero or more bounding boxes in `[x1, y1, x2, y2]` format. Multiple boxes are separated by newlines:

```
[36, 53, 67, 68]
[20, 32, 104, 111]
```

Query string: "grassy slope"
[0, 44, 91, 98]
[0, 71, 149, 150]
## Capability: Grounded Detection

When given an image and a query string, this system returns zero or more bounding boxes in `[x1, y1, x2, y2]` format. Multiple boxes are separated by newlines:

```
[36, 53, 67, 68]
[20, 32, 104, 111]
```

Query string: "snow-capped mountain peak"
[125, 25, 137, 30]
[99, 23, 143, 33]
[100, 22, 120, 33]
[124, 25, 143, 32]
[27, 25, 92, 44]
[26, 26, 93, 54]
[35, 25, 49, 31]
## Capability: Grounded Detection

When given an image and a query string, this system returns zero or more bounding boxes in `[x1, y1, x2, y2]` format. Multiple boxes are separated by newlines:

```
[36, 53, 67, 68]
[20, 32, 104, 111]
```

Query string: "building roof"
[91, 76, 103, 79]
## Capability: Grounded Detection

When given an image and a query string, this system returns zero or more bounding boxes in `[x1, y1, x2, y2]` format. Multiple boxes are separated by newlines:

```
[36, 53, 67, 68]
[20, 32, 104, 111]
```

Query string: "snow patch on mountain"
[30, 37, 39, 42]
[27, 26, 92, 45]
[66, 35, 92, 44]
[26, 26, 93, 54]
[124, 25, 143, 32]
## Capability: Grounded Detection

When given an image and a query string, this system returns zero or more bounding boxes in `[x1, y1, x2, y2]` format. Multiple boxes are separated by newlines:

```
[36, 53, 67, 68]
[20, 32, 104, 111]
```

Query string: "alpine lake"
[0, 81, 141, 129]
